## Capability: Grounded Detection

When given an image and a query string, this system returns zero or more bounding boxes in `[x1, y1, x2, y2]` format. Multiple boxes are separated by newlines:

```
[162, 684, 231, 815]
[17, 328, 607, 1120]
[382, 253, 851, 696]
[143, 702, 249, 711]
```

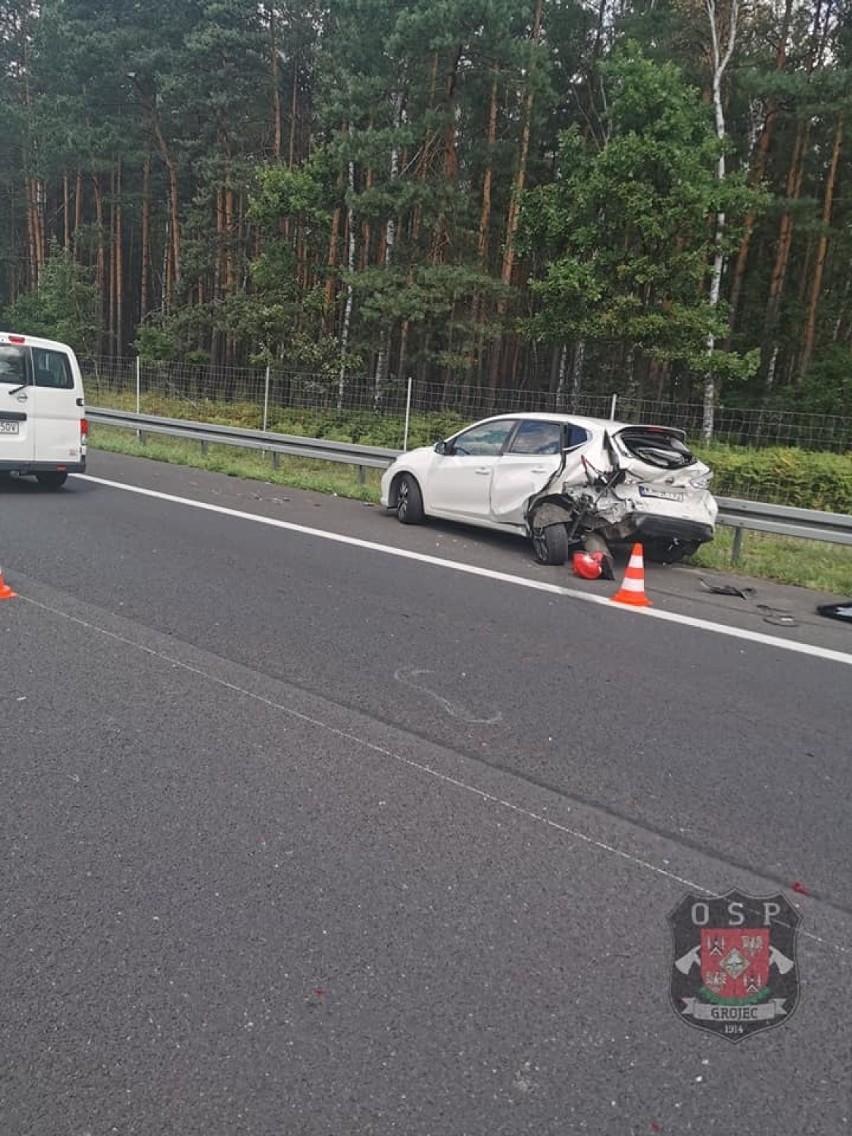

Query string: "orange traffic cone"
[0, 568, 17, 600]
[611, 543, 651, 607]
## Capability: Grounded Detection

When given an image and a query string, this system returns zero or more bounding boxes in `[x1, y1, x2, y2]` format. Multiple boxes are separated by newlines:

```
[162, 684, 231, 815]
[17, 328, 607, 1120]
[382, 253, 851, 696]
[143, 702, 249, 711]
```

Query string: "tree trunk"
[140, 157, 150, 323]
[374, 92, 403, 409]
[798, 114, 843, 382]
[725, 0, 792, 344]
[63, 170, 70, 250]
[324, 204, 341, 323]
[288, 54, 299, 169]
[702, 0, 739, 442]
[150, 112, 181, 298]
[430, 46, 463, 264]
[477, 73, 499, 270]
[760, 0, 830, 387]
[24, 177, 37, 288]
[74, 169, 83, 238]
[488, 0, 543, 394]
[93, 172, 104, 355]
[337, 138, 356, 409]
[269, 8, 282, 161]
[225, 168, 235, 295]
[761, 119, 809, 387]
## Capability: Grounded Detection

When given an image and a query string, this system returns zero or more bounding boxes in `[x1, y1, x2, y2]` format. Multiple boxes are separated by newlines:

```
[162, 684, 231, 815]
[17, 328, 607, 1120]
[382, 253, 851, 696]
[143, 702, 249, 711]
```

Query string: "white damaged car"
[380, 412, 717, 569]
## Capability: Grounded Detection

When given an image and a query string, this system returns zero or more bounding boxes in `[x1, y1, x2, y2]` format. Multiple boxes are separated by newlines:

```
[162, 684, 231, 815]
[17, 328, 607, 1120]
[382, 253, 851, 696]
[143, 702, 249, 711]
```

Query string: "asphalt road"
[1, 451, 851, 1136]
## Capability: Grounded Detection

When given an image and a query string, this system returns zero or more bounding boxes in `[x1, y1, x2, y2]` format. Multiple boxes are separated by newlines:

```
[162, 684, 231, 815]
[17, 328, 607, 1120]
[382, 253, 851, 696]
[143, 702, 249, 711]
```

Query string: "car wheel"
[531, 520, 569, 565]
[642, 538, 699, 564]
[395, 473, 424, 524]
[35, 471, 68, 491]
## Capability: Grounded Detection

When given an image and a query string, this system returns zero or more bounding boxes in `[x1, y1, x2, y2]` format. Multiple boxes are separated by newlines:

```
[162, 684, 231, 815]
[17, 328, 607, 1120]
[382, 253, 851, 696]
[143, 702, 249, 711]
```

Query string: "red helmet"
[572, 551, 604, 580]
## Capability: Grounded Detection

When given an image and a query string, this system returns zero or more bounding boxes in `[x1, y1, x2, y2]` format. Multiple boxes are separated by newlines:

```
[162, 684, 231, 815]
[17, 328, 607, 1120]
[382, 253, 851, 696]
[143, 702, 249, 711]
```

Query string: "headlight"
[689, 470, 713, 489]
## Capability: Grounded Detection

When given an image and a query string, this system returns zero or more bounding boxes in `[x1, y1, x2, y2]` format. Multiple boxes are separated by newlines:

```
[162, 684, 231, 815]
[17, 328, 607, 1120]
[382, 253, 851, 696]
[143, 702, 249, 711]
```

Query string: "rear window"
[509, 420, 564, 455]
[0, 345, 26, 384]
[616, 427, 696, 469]
[32, 347, 74, 389]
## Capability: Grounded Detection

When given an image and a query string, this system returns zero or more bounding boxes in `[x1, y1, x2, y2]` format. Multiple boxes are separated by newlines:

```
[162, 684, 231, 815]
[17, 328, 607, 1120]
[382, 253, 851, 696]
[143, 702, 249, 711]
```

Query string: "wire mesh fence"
[81, 355, 852, 455]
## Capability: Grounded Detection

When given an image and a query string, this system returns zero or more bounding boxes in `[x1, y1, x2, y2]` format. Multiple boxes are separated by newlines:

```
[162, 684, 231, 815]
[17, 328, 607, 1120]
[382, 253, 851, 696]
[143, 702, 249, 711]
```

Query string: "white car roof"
[469, 411, 637, 432]
[0, 330, 76, 354]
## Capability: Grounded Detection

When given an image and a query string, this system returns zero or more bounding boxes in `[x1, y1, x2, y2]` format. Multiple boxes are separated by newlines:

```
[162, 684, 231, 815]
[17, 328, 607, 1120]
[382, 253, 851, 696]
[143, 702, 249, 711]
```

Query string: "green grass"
[89, 422, 852, 596]
[687, 526, 852, 594]
[90, 423, 384, 502]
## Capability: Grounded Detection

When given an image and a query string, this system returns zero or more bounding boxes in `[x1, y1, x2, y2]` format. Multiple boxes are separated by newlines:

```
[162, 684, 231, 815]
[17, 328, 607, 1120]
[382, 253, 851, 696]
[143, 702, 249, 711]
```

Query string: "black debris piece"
[698, 577, 756, 600]
[816, 601, 852, 624]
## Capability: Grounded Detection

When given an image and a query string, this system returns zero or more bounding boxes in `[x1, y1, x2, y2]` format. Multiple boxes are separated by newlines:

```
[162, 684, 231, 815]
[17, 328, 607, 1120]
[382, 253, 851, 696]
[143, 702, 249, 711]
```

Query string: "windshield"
[0, 345, 27, 385]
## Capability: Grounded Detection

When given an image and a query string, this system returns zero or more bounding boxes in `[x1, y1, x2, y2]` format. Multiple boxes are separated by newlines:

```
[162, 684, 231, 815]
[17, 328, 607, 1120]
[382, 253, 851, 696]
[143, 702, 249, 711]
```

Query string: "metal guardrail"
[88, 407, 398, 481]
[88, 408, 852, 553]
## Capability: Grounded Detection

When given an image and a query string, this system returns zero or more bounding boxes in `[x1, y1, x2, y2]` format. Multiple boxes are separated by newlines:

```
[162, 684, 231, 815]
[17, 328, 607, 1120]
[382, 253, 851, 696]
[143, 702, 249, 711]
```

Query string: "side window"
[0, 346, 27, 385]
[450, 420, 516, 456]
[508, 420, 563, 455]
[31, 348, 74, 390]
[566, 425, 590, 449]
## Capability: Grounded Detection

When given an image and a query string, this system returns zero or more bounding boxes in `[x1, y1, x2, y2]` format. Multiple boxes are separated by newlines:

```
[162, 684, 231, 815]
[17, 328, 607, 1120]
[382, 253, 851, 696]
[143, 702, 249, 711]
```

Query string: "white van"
[0, 331, 88, 489]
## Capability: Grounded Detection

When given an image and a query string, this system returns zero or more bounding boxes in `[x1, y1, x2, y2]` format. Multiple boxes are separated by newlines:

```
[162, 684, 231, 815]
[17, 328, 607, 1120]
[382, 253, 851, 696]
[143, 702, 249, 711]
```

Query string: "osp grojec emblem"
[668, 889, 801, 1043]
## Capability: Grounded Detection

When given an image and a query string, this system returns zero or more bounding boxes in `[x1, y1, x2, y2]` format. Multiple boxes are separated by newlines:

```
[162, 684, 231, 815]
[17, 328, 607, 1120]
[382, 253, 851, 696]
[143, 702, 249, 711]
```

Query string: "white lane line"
[74, 473, 852, 667]
[21, 590, 844, 953]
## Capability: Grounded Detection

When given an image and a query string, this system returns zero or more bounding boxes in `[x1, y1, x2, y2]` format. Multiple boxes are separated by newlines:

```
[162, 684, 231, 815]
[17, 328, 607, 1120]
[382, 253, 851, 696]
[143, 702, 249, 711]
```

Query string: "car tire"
[642, 538, 699, 564]
[35, 471, 68, 491]
[395, 473, 424, 524]
[531, 520, 570, 566]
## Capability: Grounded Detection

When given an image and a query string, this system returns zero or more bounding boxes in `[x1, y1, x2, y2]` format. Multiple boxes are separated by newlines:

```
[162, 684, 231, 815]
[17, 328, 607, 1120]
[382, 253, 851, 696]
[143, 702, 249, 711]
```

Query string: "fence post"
[731, 526, 744, 566]
[609, 393, 617, 421]
[403, 375, 413, 451]
[262, 364, 271, 460]
[135, 356, 141, 440]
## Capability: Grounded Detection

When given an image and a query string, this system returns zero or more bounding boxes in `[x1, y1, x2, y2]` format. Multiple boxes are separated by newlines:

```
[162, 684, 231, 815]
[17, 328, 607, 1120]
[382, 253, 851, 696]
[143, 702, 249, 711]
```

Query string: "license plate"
[639, 485, 683, 502]
[0, 421, 20, 435]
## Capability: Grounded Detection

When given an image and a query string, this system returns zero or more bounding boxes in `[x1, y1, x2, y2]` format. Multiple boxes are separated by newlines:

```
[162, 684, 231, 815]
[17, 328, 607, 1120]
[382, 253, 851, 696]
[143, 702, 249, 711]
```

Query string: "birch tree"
[702, 0, 738, 440]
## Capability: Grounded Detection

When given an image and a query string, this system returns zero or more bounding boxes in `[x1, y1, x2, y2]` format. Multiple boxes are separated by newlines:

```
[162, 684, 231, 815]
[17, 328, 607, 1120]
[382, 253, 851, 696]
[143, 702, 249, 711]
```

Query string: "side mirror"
[434, 440, 447, 455]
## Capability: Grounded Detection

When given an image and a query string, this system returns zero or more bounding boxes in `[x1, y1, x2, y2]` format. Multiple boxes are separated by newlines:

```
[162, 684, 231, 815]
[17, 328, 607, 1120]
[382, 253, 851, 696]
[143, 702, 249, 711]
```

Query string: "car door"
[425, 419, 517, 520]
[488, 419, 566, 525]
[0, 343, 34, 467]
[29, 345, 81, 464]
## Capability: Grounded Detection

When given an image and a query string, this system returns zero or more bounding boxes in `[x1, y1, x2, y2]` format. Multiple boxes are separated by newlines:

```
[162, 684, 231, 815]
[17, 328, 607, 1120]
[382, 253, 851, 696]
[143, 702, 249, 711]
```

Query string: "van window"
[32, 348, 74, 389]
[0, 345, 27, 384]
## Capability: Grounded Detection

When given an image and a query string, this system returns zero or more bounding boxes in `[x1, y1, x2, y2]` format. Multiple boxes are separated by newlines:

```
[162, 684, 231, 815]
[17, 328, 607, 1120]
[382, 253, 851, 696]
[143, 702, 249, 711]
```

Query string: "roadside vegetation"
[94, 391, 852, 513]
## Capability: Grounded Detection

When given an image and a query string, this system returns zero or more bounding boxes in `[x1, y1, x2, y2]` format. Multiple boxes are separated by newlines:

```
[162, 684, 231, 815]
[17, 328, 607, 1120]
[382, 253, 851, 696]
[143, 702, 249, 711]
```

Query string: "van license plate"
[0, 421, 20, 434]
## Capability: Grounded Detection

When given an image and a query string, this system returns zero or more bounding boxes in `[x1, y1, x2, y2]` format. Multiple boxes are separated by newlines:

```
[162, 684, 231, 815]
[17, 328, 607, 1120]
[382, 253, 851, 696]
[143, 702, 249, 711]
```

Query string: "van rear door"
[0, 344, 34, 468]
[29, 344, 83, 465]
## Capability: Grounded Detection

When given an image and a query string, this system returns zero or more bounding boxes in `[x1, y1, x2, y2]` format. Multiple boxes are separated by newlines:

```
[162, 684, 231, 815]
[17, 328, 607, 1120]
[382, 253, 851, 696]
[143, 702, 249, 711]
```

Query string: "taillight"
[81, 418, 89, 438]
[8, 334, 25, 344]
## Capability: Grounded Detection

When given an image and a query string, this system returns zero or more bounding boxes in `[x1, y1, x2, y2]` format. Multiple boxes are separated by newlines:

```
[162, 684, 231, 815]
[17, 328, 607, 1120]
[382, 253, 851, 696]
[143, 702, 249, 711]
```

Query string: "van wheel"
[35, 471, 68, 490]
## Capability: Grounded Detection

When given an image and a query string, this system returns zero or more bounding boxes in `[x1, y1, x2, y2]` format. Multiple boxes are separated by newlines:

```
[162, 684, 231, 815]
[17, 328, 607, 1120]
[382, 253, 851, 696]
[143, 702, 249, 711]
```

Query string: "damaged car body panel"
[379, 413, 718, 567]
[526, 423, 717, 562]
